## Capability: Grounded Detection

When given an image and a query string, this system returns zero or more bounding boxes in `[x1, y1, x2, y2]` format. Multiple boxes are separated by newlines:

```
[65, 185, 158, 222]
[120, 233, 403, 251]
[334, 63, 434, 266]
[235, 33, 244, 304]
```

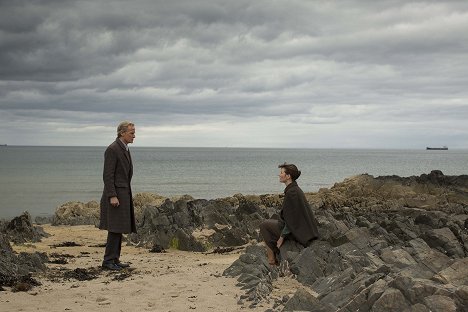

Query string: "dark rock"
[223, 245, 274, 301]
[319, 271, 386, 309]
[371, 287, 412, 311]
[0, 233, 48, 291]
[379, 247, 417, 269]
[130, 195, 269, 251]
[172, 228, 205, 252]
[316, 212, 349, 242]
[2, 212, 49, 244]
[404, 238, 451, 273]
[390, 275, 454, 305]
[414, 211, 448, 229]
[290, 241, 330, 286]
[16, 252, 48, 274]
[421, 227, 465, 258]
[278, 238, 303, 263]
[210, 246, 236, 254]
[408, 303, 431, 312]
[224, 245, 270, 278]
[149, 244, 166, 253]
[433, 258, 468, 286]
[337, 278, 388, 312]
[455, 285, 468, 306]
[11, 274, 41, 292]
[423, 295, 457, 312]
[282, 288, 334, 312]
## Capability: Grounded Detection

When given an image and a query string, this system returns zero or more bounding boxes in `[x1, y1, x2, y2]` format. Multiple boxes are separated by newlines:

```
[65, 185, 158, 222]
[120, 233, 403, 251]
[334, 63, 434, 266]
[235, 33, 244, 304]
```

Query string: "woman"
[260, 163, 319, 265]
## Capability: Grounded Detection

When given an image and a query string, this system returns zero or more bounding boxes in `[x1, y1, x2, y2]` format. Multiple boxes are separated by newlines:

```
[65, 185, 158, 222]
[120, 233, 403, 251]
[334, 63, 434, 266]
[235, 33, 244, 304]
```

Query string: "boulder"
[371, 288, 411, 311]
[131, 196, 268, 251]
[423, 295, 457, 312]
[2, 212, 48, 244]
[0, 233, 48, 290]
[282, 287, 334, 312]
[421, 227, 465, 258]
[51, 192, 195, 226]
[223, 245, 273, 303]
[405, 238, 451, 273]
[52, 201, 100, 226]
[433, 258, 468, 286]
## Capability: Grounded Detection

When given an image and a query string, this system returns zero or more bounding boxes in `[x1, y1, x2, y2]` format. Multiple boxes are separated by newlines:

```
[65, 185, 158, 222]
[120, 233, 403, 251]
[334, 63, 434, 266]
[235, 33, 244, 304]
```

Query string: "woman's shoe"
[266, 248, 279, 265]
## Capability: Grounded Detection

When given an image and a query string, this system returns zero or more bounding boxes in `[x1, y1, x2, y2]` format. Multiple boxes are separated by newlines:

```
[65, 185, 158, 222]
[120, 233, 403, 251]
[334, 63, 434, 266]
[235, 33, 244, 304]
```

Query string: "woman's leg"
[259, 219, 281, 264]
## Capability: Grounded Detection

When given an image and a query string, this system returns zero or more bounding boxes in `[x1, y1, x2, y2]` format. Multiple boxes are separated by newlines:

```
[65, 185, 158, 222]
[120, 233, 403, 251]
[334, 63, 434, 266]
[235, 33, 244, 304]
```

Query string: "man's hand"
[276, 236, 284, 248]
[110, 196, 120, 207]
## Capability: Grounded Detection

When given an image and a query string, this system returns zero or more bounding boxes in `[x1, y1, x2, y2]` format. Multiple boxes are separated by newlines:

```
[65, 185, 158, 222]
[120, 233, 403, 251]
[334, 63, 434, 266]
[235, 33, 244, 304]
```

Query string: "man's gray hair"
[117, 121, 135, 137]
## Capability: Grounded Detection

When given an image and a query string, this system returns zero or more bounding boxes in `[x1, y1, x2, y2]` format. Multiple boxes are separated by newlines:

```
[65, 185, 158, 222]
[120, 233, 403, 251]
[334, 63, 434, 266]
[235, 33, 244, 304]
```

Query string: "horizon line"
[1, 145, 463, 150]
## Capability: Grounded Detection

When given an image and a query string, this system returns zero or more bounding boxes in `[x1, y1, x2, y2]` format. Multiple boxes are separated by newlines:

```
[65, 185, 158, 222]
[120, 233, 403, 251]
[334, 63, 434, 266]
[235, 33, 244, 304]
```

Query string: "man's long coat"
[99, 139, 136, 234]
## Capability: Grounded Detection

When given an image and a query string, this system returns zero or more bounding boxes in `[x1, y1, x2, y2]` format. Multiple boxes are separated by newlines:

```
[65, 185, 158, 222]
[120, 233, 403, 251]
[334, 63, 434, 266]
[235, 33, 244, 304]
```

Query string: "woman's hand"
[276, 236, 284, 248]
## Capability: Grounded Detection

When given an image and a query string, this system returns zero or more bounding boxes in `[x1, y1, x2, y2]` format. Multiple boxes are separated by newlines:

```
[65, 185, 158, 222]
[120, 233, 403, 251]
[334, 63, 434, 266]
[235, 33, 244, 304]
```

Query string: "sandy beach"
[1, 224, 302, 312]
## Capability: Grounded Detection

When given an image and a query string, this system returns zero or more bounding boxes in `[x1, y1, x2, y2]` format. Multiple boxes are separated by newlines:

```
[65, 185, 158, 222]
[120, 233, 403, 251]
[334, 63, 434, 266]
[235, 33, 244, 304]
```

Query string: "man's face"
[121, 126, 135, 144]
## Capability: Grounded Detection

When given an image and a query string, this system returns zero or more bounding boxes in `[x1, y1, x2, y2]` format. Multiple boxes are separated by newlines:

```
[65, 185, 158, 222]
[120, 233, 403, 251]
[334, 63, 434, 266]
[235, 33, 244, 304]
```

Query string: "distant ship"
[0, 144, 7, 146]
[426, 146, 448, 150]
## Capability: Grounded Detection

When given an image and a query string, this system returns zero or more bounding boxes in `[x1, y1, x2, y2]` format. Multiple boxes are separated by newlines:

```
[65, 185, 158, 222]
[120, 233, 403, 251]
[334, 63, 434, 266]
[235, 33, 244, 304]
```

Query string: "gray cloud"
[1, 0, 467, 148]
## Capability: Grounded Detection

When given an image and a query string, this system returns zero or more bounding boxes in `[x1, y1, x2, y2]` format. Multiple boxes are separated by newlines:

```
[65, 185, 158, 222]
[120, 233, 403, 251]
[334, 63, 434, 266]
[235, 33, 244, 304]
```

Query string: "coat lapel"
[116, 139, 131, 165]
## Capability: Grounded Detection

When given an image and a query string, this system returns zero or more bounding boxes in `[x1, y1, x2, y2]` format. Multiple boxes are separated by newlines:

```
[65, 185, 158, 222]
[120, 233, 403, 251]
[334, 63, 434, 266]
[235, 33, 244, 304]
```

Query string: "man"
[99, 121, 137, 270]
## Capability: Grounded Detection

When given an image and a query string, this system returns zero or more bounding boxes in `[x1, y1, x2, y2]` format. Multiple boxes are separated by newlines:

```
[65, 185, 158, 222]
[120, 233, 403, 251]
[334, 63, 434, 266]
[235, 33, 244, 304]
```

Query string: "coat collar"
[284, 180, 298, 193]
[115, 138, 132, 165]
[115, 138, 128, 151]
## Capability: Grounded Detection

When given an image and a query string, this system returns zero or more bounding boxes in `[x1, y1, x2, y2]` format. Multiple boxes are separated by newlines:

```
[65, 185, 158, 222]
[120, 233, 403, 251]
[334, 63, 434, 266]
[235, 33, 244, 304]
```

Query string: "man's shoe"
[102, 261, 122, 270]
[115, 260, 130, 268]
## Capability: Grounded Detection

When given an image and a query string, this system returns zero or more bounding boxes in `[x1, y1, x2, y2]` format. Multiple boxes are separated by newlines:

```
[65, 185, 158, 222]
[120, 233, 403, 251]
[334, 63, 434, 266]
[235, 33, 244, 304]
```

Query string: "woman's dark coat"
[99, 139, 136, 234]
[280, 181, 319, 246]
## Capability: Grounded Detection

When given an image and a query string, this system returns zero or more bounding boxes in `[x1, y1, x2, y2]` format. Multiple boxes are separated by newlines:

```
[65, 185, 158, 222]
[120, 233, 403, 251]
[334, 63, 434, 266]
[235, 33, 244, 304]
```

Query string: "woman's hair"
[278, 162, 301, 181]
[117, 121, 135, 137]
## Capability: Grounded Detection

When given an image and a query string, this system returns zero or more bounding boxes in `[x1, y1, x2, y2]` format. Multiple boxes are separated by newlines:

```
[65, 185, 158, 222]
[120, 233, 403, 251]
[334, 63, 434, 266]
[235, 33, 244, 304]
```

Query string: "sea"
[0, 146, 467, 219]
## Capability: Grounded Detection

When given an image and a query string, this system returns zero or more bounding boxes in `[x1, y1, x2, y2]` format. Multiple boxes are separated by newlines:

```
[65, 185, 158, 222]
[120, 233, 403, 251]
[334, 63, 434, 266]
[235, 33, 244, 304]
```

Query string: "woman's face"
[279, 168, 291, 184]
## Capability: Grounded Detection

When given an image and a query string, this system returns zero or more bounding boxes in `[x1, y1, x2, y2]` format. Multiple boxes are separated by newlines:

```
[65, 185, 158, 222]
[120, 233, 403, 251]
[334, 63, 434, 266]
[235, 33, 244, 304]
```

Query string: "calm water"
[0, 146, 467, 219]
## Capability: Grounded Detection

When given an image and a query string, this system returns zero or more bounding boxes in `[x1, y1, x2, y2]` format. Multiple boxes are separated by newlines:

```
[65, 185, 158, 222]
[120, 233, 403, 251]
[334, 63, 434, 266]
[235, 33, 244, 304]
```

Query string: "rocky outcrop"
[48, 193, 196, 226]
[0, 218, 48, 291]
[223, 171, 468, 311]
[1, 212, 49, 244]
[307, 170, 468, 213]
[223, 245, 276, 305]
[128, 194, 282, 250]
[51, 201, 100, 226]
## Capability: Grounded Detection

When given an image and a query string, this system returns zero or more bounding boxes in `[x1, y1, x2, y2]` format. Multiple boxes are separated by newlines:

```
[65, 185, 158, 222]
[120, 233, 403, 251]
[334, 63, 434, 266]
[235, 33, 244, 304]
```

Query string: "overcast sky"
[1, 0, 467, 148]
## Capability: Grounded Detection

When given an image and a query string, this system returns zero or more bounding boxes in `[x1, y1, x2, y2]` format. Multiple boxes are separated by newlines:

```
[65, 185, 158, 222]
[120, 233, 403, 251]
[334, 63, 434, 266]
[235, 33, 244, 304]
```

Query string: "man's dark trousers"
[103, 232, 122, 263]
